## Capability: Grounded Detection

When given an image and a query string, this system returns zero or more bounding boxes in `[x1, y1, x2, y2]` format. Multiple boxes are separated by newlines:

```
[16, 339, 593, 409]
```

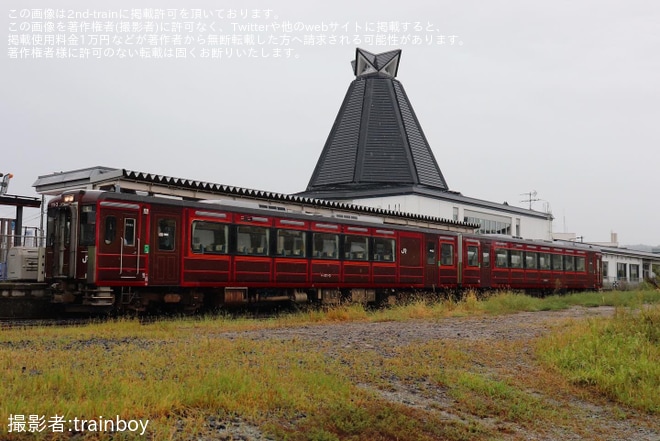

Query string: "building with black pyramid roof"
[299, 48, 553, 240]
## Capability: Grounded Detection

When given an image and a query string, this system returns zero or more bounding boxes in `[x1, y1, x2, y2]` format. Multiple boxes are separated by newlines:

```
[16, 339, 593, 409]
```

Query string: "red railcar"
[45, 190, 601, 312]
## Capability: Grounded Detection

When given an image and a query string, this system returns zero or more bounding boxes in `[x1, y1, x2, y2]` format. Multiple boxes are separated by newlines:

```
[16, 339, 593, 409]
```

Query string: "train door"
[97, 201, 145, 282]
[424, 234, 438, 289]
[47, 204, 77, 278]
[480, 240, 492, 289]
[398, 232, 423, 286]
[462, 238, 481, 288]
[593, 254, 603, 288]
[149, 208, 181, 285]
[437, 235, 458, 288]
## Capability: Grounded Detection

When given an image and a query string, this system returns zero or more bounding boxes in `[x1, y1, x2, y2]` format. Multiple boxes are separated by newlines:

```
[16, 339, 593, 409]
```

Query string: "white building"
[298, 48, 553, 240]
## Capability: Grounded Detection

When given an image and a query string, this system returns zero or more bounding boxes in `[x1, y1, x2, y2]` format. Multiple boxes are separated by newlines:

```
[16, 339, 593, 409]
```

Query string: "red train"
[45, 190, 602, 312]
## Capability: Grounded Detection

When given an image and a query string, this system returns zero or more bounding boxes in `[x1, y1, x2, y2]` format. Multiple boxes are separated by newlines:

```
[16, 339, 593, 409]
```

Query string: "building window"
[617, 263, 627, 280]
[630, 264, 639, 282]
[452, 207, 458, 221]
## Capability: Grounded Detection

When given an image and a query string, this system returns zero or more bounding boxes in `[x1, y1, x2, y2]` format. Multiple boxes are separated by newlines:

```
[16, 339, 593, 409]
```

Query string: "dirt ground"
[203, 306, 660, 441]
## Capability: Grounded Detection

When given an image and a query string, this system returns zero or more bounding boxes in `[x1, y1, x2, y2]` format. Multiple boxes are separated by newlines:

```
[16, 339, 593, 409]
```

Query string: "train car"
[459, 235, 601, 293]
[43, 189, 602, 313]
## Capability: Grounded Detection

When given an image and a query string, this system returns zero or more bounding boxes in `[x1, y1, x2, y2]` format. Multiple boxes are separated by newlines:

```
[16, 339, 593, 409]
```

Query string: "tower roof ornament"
[351, 48, 401, 78]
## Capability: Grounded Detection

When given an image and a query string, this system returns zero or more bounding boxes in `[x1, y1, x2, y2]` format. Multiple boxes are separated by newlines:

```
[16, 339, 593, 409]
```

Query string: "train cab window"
[495, 249, 508, 268]
[510, 250, 523, 269]
[236, 225, 269, 256]
[440, 243, 453, 266]
[124, 218, 136, 247]
[564, 256, 575, 271]
[277, 229, 306, 257]
[551, 254, 563, 271]
[312, 233, 338, 259]
[539, 253, 551, 270]
[467, 246, 479, 267]
[373, 237, 395, 262]
[575, 256, 586, 272]
[191, 221, 228, 254]
[525, 252, 537, 269]
[104, 216, 116, 245]
[346, 235, 369, 261]
[79, 205, 97, 247]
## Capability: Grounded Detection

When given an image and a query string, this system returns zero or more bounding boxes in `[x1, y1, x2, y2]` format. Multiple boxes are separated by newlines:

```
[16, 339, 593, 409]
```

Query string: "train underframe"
[46, 281, 392, 315]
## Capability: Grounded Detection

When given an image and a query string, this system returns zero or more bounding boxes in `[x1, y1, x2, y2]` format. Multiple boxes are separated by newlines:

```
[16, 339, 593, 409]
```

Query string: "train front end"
[46, 191, 115, 312]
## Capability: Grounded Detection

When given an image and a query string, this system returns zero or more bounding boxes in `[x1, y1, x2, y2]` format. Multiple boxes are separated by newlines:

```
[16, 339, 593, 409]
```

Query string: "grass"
[537, 303, 660, 414]
[1, 289, 659, 440]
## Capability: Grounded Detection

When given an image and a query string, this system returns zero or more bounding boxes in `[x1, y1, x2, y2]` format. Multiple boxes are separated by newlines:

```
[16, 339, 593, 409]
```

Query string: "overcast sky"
[2, 0, 659, 245]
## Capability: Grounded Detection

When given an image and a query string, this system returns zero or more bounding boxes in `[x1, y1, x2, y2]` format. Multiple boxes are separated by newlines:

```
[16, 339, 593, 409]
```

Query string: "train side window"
[276, 229, 306, 257]
[551, 254, 563, 271]
[564, 255, 575, 271]
[440, 243, 453, 266]
[312, 233, 338, 259]
[525, 252, 537, 269]
[495, 249, 508, 268]
[539, 253, 551, 270]
[467, 246, 479, 267]
[373, 237, 395, 262]
[124, 218, 135, 246]
[482, 249, 490, 268]
[157, 219, 176, 251]
[192, 221, 228, 254]
[346, 235, 369, 261]
[104, 216, 116, 245]
[576, 256, 586, 272]
[236, 225, 269, 255]
[510, 250, 523, 269]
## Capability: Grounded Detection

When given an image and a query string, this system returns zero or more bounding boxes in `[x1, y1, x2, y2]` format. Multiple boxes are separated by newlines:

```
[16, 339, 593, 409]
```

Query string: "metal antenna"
[520, 190, 539, 210]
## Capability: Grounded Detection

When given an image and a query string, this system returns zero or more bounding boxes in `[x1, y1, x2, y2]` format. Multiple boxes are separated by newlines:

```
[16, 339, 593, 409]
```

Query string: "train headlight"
[63, 194, 74, 203]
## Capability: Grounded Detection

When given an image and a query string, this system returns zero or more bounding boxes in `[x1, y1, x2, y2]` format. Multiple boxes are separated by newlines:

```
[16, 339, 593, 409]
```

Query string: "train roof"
[52, 187, 478, 233]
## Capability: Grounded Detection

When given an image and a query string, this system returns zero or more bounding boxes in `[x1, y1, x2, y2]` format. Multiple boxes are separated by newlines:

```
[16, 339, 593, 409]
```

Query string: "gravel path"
[197, 306, 659, 440]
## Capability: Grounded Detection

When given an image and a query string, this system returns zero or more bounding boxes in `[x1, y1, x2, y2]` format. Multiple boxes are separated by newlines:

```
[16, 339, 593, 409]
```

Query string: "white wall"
[349, 194, 552, 240]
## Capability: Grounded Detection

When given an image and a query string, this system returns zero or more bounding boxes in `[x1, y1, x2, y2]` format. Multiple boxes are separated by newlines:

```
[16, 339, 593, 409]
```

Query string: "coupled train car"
[38, 189, 602, 313]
